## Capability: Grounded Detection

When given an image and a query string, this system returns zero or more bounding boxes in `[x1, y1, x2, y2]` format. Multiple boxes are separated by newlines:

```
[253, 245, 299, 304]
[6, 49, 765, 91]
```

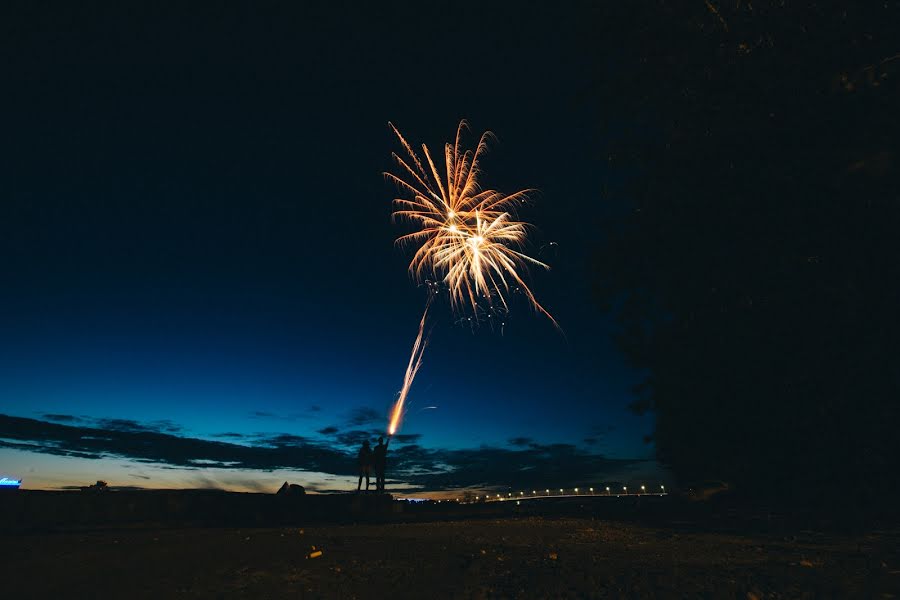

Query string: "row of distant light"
[472, 485, 666, 502]
[425, 485, 668, 503]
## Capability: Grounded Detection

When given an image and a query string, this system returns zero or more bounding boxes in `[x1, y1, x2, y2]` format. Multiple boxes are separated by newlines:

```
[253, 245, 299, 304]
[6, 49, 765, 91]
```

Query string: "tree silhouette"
[588, 2, 900, 504]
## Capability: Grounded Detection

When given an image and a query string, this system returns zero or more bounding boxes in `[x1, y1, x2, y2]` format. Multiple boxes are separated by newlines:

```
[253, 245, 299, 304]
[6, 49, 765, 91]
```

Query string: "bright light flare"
[384, 121, 558, 436]
[387, 303, 430, 436]
[386, 120, 557, 327]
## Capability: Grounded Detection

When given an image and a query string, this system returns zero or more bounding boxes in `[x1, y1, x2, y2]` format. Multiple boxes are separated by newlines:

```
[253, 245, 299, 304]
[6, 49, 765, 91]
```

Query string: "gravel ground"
[4, 518, 900, 598]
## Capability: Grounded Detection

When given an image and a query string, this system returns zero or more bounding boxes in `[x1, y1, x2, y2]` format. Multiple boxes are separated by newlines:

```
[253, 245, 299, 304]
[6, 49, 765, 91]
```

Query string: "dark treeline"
[586, 2, 899, 506]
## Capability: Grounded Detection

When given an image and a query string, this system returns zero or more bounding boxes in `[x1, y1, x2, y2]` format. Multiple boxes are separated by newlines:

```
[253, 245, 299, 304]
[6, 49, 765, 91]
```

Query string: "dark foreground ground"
[3, 516, 900, 599]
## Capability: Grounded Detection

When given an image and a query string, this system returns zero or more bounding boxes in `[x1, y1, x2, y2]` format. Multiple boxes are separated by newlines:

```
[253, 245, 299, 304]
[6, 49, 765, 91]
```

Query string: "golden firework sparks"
[386, 120, 556, 325]
[384, 121, 556, 435]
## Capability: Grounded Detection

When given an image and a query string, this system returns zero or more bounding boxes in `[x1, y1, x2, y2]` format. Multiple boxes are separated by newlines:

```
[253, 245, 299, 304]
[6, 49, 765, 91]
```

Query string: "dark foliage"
[588, 2, 900, 503]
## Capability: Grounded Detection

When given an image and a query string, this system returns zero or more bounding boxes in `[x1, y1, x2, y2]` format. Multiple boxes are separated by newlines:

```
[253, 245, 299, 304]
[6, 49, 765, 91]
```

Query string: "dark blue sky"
[0, 2, 658, 493]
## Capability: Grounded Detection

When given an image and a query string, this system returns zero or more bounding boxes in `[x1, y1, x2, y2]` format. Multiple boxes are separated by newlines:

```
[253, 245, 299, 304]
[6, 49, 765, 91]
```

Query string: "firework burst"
[386, 120, 557, 326]
[384, 121, 557, 435]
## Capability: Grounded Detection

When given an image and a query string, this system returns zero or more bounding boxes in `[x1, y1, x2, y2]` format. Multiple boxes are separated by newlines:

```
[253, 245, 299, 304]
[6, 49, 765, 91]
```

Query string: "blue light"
[0, 477, 21, 488]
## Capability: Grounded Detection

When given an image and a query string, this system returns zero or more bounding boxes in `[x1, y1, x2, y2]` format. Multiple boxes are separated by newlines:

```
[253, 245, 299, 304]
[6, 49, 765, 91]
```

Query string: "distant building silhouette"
[276, 482, 306, 497]
[81, 480, 109, 492]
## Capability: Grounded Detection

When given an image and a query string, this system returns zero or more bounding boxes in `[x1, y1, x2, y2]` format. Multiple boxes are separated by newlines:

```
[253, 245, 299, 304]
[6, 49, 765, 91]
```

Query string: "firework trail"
[385, 121, 556, 435]
[388, 301, 430, 436]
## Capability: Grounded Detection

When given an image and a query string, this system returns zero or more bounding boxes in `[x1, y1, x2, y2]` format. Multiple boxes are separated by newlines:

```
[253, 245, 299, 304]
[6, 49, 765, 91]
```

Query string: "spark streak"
[385, 121, 556, 435]
[388, 303, 430, 436]
[387, 120, 556, 326]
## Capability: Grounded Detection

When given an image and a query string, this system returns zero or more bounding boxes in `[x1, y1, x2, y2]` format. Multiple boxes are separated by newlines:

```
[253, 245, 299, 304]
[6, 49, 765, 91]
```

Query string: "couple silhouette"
[357, 437, 389, 492]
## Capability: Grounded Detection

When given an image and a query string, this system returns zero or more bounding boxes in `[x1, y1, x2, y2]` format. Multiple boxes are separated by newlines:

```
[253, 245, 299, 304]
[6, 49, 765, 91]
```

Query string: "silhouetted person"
[357, 440, 372, 491]
[373, 436, 389, 492]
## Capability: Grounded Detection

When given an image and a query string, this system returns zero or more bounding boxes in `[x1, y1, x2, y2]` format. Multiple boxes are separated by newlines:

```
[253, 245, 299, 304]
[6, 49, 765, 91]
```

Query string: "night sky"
[1, 3, 659, 494]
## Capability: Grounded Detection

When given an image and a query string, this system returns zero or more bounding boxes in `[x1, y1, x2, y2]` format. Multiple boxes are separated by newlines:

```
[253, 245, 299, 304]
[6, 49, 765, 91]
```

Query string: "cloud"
[93, 418, 184, 434]
[94, 418, 152, 432]
[147, 420, 184, 434]
[257, 433, 310, 447]
[317, 425, 414, 446]
[582, 424, 615, 447]
[0, 414, 355, 476]
[334, 429, 380, 448]
[310, 407, 387, 446]
[0, 414, 649, 492]
[211, 432, 247, 439]
[345, 407, 381, 427]
[42, 414, 84, 423]
[508, 436, 533, 447]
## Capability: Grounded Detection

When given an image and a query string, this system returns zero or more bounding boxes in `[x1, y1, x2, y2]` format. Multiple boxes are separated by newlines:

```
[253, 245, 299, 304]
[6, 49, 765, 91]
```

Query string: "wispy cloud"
[95, 418, 183, 434]
[508, 436, 533, 447]
[42, 413, 85, 423]
[1, 414, 354, 475]
[0, 414, 649, 492]
[392, 433, 421, 445]
[345, 407, 381, 427]
[41, 414, 183, 434]
[334, 429, 381, 448]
